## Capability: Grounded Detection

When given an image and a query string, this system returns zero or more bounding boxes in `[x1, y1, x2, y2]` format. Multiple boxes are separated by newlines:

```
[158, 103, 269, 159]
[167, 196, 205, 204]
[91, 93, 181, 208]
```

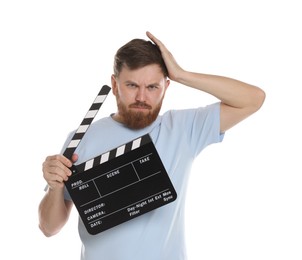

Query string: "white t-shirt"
[61, 103, 224, 260]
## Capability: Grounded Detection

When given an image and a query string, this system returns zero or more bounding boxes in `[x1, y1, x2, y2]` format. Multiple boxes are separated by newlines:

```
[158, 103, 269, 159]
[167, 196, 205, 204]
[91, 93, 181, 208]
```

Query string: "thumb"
[71, 153, 78, 163]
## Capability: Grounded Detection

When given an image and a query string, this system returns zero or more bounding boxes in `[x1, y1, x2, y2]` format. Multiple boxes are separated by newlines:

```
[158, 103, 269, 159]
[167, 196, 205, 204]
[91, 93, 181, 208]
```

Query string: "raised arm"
[146, 31, 266, 133]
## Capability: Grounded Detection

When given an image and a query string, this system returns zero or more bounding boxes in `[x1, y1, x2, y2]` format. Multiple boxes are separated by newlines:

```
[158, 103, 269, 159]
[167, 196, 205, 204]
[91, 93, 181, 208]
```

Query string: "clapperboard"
[63, 85, 177, 235]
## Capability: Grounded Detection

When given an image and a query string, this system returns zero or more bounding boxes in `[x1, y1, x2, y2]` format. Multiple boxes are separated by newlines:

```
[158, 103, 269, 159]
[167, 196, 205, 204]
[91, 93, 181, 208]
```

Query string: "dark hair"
[113, 39, 168, 77]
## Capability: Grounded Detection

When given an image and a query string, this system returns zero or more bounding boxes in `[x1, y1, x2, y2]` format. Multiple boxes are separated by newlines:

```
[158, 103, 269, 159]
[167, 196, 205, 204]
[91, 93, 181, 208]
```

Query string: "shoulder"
[161, 102, 220, 126]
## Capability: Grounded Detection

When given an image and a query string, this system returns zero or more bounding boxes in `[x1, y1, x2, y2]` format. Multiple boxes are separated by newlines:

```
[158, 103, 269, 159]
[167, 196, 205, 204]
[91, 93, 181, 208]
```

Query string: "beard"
[116, 93, 163, 130]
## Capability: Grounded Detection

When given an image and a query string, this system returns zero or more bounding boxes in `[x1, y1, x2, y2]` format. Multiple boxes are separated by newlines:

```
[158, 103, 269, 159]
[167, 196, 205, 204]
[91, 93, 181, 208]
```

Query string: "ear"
[111, 74, 118, 96]
[165, 79, 170, 90]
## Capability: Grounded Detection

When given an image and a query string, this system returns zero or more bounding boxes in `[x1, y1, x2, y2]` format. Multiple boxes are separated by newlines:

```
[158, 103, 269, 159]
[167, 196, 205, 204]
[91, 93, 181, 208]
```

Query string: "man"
[39, 31, 265, 260]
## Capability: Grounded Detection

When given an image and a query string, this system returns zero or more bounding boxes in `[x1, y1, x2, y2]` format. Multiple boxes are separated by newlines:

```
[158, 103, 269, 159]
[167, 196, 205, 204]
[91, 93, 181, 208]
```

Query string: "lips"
[129, 103, 152, 110]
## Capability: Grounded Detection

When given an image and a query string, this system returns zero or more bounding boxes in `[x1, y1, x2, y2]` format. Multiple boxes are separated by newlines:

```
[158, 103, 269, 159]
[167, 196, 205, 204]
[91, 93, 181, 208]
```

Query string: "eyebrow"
[124, 80, 161, 87]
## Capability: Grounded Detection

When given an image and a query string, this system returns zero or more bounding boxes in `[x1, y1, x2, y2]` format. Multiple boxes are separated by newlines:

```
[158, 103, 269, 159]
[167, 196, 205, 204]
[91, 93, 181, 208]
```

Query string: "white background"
[1, 0, 301, 259]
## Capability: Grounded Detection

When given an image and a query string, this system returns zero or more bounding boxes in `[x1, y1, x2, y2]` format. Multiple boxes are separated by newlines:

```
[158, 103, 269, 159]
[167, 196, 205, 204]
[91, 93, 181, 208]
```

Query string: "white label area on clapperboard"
[65, 134, 177, 235]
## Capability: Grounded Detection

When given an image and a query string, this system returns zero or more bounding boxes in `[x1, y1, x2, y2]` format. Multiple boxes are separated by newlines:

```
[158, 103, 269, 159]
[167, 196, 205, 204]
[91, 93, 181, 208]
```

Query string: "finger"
[43, 156, 72, 181]
[45, 154, 72, 167]
[146, 31, 164, 47]
[43, 160, 70, 179]
[47, 177, 65, 190]
[46, 170, 65, 183]
[71, 153, 78, 163]
[43, 164, 70, 182]
[146, 31, 155, 41]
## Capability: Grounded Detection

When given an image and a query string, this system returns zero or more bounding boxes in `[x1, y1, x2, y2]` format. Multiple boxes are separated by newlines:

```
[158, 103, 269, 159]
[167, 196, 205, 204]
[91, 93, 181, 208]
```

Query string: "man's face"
[111, 64, 170, 129]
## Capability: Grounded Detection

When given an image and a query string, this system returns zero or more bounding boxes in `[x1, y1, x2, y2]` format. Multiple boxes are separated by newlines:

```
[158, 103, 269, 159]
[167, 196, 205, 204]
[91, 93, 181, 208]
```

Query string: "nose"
[135, 87, 146, 102]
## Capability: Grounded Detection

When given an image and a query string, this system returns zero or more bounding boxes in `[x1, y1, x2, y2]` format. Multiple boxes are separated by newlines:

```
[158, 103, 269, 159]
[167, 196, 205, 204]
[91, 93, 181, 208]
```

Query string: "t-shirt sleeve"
[192, 102, 224, 155]
[169, 102, 224, 158]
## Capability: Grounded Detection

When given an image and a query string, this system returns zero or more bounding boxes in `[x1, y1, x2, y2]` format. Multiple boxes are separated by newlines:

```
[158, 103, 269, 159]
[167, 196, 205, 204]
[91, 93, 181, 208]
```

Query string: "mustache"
[129, 102, 152, 110]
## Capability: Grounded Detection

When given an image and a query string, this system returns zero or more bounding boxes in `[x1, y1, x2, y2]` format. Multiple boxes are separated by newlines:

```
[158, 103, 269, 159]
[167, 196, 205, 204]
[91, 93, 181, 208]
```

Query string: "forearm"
[38, 187, 72, 237]
[176, 70, 264, 111]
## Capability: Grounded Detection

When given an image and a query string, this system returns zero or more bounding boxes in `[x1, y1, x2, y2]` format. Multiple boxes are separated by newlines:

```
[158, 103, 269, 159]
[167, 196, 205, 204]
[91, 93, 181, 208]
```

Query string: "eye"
[147, 85, 158, 91]
[126, 83, 137, 88]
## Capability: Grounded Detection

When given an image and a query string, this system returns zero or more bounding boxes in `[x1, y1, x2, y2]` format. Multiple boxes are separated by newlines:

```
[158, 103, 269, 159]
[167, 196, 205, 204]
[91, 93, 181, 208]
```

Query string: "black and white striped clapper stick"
[63, 85, 111, 165]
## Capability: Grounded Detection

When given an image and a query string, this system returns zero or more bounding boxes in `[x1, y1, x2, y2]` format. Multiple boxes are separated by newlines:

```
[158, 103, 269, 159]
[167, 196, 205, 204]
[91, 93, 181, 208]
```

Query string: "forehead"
[118, 64, 165, 84]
